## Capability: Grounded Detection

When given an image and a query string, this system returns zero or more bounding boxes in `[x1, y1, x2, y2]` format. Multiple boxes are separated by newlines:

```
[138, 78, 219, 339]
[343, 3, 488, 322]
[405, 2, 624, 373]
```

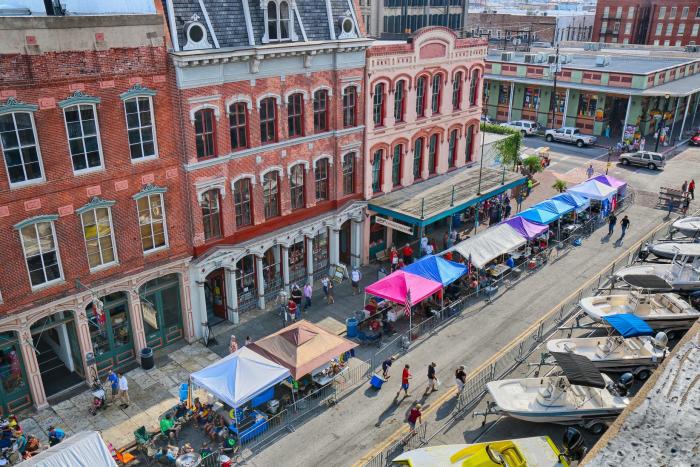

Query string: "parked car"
[690, 131, 700, 146]
[500, 120, 540, 136]
[619, 150, 665, 170]
[545, 127, 597, 147]
[481, 114, 494, 124]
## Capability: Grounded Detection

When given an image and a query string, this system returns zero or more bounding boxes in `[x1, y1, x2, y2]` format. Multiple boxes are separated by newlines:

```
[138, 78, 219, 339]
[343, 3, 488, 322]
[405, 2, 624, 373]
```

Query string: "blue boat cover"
[403, 254, 468, 286]
[603, 313, 654, 337]
[551, 192, 590, 211]
[532, 199, 575, 216]
[514, 206, 560, 225]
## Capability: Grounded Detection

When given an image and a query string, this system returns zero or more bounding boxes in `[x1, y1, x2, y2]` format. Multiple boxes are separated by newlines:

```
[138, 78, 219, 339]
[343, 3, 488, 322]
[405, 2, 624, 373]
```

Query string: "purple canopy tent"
[503, 216, 549, 240]
[591, 174, 627, 192]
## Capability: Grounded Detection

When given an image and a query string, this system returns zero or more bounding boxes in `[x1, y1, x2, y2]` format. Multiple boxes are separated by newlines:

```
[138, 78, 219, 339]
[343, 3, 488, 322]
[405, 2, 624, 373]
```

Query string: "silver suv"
[619, 151, 665, 170]
[500, 120, 540, 136]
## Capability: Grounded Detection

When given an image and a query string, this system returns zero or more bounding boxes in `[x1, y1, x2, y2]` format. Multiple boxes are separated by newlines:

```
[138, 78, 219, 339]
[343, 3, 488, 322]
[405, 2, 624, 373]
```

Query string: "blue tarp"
[603, 313, 654, 337]
[551, 192, 591, 212]
[403, 255, 468, 286]
[532, 199, 575, 216]
[514, 207, 560, 225]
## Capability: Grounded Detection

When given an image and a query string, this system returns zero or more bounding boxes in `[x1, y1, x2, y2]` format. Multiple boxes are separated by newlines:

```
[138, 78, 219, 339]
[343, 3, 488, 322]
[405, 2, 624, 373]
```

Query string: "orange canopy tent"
[247, 320, 358, 380]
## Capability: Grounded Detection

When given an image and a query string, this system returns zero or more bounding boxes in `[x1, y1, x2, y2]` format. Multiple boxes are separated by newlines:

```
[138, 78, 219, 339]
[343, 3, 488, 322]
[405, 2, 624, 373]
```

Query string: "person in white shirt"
[351, 268, 361, 295]
[118, 372, 130, 408]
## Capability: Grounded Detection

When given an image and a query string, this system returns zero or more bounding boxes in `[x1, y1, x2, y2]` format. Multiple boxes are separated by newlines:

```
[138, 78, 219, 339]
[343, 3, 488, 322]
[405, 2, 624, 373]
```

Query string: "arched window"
[342, 153, 355, 195]
[413, 137, 424, 179]
[452, 71, 463, 110]
[343, 86, 357, 127]
[416, 76, 427, 117]
[373, 83, 385, 126]
[448, 129, 458, 168]
[259, 97, 277, 144]
[279, 1, 290, 39]
[372, 149, 383, 193]
[263, 172, 280, 219]
[313, 90, 329, 132]
[315, 158, 329, 200]
[469, 69, 480, 106]
[428, 134, 438, 175]
[465, 125, 475, 162]
[394, 80, 406, 122]
[392, 144, 403, 187]
[431, 74, 442, 113]
[234, 178, 252, 227]
[290, 164, 305, 210]
[287, 93, 304, 138]
[267, 2, 278, 40]
[194, 108, 216, 158]
[200, 189, 221, 240]
[267, 1, 291, 41]
[229, 102, 248, 151]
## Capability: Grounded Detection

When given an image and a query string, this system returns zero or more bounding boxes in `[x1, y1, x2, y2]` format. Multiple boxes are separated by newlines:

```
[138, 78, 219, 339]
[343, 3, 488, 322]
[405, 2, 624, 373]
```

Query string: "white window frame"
[136, 192, 169, 254]
[682, 6, 689, 19]
[692, 23, 699, 36]
[0, 110, 45, 188]
[679, 23, 686, 35]
[80, 206, 118, 271]
[123, 96, 158, 163]
[628, 6, 635, 19]
[63, 103, 105, 174]
[670, 6, 677, 19]
[18, 219, 64, 290]
[666, 23, 674, 35]
[656, 22, 663, 35]
[659, 6, 666, 19]
[624, 22, 632, 35]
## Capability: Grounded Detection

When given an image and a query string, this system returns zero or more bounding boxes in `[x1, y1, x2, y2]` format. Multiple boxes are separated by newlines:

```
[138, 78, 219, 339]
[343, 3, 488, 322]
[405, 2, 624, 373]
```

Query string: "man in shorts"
[407, 403, 422, 431]
[396, 364, 411, 398]
[106, 369, 119, 403]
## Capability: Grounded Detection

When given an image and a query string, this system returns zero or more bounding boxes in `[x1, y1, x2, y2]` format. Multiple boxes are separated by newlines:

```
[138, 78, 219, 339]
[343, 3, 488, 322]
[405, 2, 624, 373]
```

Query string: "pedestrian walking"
[303, 283, 312, 310]
[425, 362, 438, 394]
[402, 243, 414, 264]
[586, 163, 594, 179]
[668, 198, 675, 216]
[287, 298, 297, 322]
[640, 137, 646, 151]
[619, 215, 630, 240]
[117, 371, 130, 408]
[526, 178, 533, 197]
[396, 364, 411, 398]
[407, 403, 422, 431]
[389, 246, 399, 272]
[327, 279, 335, 304]
[516, 193, 523, 213]
[106, 369, 119, 403]
[321, 275, 329, 299]
[608, 213, 617, 236]
[351, 268, 362, 295]
[382, 356, 396, 379]
[455, 366, 467, 393]
[291, 284, 302, 310]
[683, 196, 690, 215]
[228, 335, 238, 354]
[682, 180, 689, 193]
[689, 180, 696, 200]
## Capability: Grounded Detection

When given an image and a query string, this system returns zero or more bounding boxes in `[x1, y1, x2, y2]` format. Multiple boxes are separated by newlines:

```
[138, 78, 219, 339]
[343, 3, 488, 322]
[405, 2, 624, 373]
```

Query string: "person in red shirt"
[396, 364, 411, 398]
[407, 403, 422, 430]
[389, 246, 399, 272]
[401, 243, 414, 264]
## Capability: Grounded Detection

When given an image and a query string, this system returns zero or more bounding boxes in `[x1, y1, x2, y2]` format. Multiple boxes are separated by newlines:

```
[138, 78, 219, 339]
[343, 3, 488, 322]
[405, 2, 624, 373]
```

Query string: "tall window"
[577, 94, 598, 117]
[287, 93, 304, 138]
[342, 153, 354, 195]
[200, 189, 222, 240]
[234, 178, 252, 227]
[416, 76, 427, 117]
[228, 102, 248, 150]
[469, 69, 480, 106]
[394, 80, 406, 122]
[315, 158, 329, 201]
[431, 74, 442, 113]
[137, 193, 167, 252]
[498, 84, 510, 105]
[194, 108, 216, 158]
[260, 97, 277, 144]
[0, 111, 43, 185]
[427, 134, 438, 175]
[343, 86, 357, 127]
[267, 0, 291, 41]
[20, 221, 62, 287]
[392, 144, 402, 187]
[290, 164, 305, 210]
[373, 83, 385, 126]
[452, 72, 463, 110]
[465, 125, 474, 162]
[124, 97, 156, 160]
[313, 90, 329, 132]
[448, 129, 458, 168]
[64, 104, 103, 172]
[371, 149, 383, 193]
[413, 137, 424, 179]
[263, 172, 280, 218]
[81, 207, 116, 269]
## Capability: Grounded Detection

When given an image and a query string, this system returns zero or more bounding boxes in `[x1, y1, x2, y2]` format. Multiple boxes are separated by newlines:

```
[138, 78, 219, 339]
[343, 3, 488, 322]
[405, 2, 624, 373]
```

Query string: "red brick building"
[592, 0, 700, 46]
[0, 12, 193, 411]
[160, 0, 372, 331]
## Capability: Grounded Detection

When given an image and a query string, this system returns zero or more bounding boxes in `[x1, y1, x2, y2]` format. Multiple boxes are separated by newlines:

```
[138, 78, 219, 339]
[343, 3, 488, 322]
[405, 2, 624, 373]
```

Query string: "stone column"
[255, 255, 266, 309]
[351, 219, 363, 268]
[225, 267, 239, 324]
[180, 268, 197, 343]
[190, 280, 207, 340]
[19, 325, 48, 410]
[281, 246, 290, 293]
[74, 306, 97, 383]
[128, 291, 147, 361]
[329, 228, 340, 266]
[306, 236, 314, 285]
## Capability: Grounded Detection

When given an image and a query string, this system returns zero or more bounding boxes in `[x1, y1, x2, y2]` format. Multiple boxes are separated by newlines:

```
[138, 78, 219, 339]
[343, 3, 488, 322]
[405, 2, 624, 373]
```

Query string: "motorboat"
[391, 437, 569, 466]
[612, 257, 700, 292]
[483, 353, 631, 432]
[671, 217, 700, 237]
[580, 292, 700, 331]
[546, 314, 668, 379]
[641, 241, 700, 261]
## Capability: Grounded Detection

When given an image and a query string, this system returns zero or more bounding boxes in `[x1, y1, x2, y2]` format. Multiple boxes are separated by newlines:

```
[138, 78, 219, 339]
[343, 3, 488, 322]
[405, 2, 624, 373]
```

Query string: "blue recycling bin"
[346, 318, 358, 338]
[370, 374, 385, 389]
[179, 383, 188, 402]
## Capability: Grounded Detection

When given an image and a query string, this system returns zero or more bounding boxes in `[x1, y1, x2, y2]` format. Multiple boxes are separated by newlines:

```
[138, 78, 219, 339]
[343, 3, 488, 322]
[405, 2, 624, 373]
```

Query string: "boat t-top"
[580, 292, 700, 332]
[613, 255, 700, 292]
[547, 314, 668, 380]
[671, 216, 700, 237]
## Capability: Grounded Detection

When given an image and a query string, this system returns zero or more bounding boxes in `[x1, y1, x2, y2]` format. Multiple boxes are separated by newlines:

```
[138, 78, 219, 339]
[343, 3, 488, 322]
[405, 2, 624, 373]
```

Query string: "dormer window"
[183, 17, 212, 50]
[264, 0, 295, 43]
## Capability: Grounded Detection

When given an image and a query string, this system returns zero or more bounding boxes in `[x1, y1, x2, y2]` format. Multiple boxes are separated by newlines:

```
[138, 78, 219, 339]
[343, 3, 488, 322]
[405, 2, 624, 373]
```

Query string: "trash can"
[140, 347, 154, 370]
[179, 383, 188, 402]
[346, 318, 358, 338]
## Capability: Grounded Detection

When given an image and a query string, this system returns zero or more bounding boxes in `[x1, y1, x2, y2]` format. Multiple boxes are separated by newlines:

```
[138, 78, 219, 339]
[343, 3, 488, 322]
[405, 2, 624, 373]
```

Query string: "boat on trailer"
[613, 256, 700, 292]
[642, 241, 700, 261]
[671, 216, 700, 237]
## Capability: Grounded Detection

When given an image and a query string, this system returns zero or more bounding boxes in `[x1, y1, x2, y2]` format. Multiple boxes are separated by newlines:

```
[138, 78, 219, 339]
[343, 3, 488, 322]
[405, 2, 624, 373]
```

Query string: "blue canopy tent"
[514, 206, 560, 225]
[551, 192, 590, 213]
[602, 313, 654, 338]
[403, 254, 468, 286]
[532, 199, 575, 217]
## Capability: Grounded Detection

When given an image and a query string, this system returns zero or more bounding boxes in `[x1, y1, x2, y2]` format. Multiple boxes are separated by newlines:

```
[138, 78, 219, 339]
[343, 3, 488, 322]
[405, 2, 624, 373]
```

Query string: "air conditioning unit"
[524, 54, 536, 63]
[501, 52, 513, 61]
[595, 55, 611, 67]
[536, 53, 546, 63]
[562, 54, 574, 64]
[548, 54, 558, 64]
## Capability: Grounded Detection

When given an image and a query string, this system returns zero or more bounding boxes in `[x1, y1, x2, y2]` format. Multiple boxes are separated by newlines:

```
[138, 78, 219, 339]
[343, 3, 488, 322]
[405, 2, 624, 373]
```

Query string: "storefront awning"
[368, 166, 526, 228]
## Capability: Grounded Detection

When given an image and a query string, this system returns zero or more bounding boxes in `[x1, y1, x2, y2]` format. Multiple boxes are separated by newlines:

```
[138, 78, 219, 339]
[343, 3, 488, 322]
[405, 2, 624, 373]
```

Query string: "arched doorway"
[236, 255, 257, 312]
[86, 292, 134, 378]
[288, 239, 306, 285]
[262, 245, 282, 301]
[30, 311, 84, 398]
[0, 331, 31, 415]
[139, 274, 184, 350]
[204, 268, 227, 325]
[339, 220, 352, 265]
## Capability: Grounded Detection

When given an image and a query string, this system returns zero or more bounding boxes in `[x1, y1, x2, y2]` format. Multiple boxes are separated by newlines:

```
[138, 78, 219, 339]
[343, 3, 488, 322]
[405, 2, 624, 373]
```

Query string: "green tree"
[552, 179, 567, 193]
[522, 155, 544, 177]
[480, 123, 522, 170]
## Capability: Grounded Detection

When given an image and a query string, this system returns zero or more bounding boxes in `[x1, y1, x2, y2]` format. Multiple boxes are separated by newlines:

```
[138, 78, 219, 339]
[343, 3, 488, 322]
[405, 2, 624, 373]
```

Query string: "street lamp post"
[549, 45, 560, 129]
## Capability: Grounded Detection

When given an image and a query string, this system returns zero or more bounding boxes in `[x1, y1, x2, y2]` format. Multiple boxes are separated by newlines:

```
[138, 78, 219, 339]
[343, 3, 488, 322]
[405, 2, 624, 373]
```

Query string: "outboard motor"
[560, 427, 587, 465]
[653, 332, 669, 349]
[638, 243, 650, 261]
[613, 372, 634, 397]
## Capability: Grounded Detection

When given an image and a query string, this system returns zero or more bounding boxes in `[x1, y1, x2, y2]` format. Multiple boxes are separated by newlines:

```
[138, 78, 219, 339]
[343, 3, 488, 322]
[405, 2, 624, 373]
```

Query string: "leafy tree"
[522, 155, 544, 176]
[552, 179, 567, 193]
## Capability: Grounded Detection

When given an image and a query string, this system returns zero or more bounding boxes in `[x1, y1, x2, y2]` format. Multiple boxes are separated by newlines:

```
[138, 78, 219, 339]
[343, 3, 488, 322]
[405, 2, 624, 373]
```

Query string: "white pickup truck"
[545, 127, 597, 147]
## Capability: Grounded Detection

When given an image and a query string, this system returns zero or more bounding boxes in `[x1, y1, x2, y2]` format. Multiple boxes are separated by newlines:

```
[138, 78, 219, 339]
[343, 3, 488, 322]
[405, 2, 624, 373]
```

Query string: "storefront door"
[87, 292, 134, 377]
[140, 274, 184, 350]
[205, 269, 227, 322]
[0, 332, 31, 415]
[339, 220, 351, 265]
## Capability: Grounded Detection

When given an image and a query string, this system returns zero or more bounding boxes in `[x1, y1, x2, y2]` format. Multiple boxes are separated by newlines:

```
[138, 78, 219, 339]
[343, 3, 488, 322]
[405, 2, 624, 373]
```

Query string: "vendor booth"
[567, 179, 618, 201]
[502, 216, 549, 240]
[591, 174, 627, 192]
[452, 223, 526, 269]
[551, 192, 590, 213]
[403, 255, 467, 286]
[365, 270, 443, 304]
[23, 431, 116, 467]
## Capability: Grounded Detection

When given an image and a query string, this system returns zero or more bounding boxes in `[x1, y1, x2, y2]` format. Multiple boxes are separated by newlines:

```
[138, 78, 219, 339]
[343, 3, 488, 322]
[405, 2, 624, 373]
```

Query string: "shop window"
[200, 189, 222, 240]
[290, 164, 305, 210]
[234, 178, 253, 227]
[263, 171, 280, 219]
[86, 292, 131, 365]
[287, 93, 304, 138]
[452, 71, 463, 110]
[140, 274, 183, 349]
[498, 84, 510, 105]
[262, 246, 282, 292]
[342, 153, 355, 195]
[392, 144, 402, 187]
[228, 102, 248, 151]
[413, 137, 424, 179]
[554, 92, 566, 113]
[313, 231, 329, 272]
[372, 149, 383, 193]
[236, 255, 256, 305]
[522, 88, 540, 110]
[288, 240, 306, 283]
[315, 158, 329, 201]
[577, 94, 598, 118]
[0, 331, 29, 414]
[194, 108, 216, 158]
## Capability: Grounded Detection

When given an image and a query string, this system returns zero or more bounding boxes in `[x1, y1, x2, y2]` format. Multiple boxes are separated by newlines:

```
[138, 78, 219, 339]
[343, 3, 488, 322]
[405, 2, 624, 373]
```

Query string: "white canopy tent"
[453, 223, 527, 268]
[23, 431, 116, 467]
[567, 179, 618, 201]
[190, 346, 290, 409]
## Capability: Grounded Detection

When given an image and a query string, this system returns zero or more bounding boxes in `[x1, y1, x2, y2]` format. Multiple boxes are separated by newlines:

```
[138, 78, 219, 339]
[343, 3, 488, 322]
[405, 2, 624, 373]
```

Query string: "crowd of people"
[0, 415, 65, 462]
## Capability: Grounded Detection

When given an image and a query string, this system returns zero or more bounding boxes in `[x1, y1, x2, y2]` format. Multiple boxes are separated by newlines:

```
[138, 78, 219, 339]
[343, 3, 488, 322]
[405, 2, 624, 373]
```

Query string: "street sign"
[375, 216, 413, 235]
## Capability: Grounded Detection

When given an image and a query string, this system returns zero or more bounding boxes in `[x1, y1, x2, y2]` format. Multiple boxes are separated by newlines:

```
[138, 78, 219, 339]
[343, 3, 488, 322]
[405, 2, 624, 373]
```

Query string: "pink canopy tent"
[365, 270, 442, 305]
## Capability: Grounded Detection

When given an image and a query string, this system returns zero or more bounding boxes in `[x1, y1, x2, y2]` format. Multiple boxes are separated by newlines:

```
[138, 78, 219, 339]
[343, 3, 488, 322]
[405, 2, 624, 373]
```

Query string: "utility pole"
[549, 45, 560, 129]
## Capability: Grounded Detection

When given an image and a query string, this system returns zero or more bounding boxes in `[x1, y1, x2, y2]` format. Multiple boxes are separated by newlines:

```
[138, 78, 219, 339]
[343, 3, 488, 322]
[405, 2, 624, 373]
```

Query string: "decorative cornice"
[120, 84, 157, 101]
[14, 214, 59, 231]
[75, 197, 116, 215]
[132, 183, 168, 200]
[0, 97, 38, 116]
[58, 91, 101, 109]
